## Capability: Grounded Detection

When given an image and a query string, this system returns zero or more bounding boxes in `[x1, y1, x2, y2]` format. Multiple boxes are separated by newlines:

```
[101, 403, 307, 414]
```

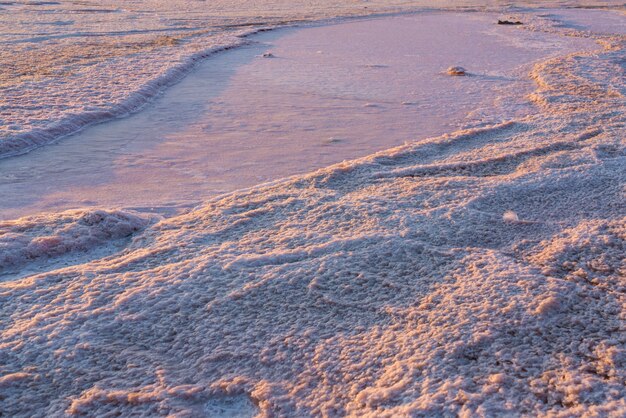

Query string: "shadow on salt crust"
[0, 209, 152, 280]
[204, 394, 258, 418]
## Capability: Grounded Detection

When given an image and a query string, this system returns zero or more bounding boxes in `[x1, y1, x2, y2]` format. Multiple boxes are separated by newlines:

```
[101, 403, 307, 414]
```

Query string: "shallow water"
[2, 1, 622, 155]
[0, 12, 595, 219]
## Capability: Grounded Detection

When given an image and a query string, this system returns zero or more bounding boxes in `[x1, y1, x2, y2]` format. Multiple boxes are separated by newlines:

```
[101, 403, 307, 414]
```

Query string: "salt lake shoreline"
[0, 4, 624, 418]
[0, 9, 601, 220]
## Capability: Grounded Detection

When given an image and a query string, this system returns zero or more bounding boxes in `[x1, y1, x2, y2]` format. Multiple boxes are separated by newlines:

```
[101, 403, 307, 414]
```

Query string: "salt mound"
[503, 210, 520, 223]
[525, 218, 626, 292]
[447, 66, 467, 76]
[0, 209, 151, 272]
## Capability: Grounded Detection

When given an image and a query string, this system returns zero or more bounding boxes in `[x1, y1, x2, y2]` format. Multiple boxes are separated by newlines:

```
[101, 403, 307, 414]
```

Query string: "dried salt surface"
[536, 8, 626, 35]
[205, 394, 259, 417]
[2, 5, 626, 418]
[1, 9, 625, 416]
[0, 209, 153, 280]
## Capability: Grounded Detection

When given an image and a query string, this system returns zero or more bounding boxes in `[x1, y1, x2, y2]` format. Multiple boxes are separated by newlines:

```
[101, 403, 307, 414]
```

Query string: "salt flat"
[0, 4, 624, 418]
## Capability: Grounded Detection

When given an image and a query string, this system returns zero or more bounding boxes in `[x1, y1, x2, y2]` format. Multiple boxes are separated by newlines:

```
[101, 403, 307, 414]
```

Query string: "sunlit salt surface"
[1, 4, 624, 418]
[0, 12, 596, 219]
